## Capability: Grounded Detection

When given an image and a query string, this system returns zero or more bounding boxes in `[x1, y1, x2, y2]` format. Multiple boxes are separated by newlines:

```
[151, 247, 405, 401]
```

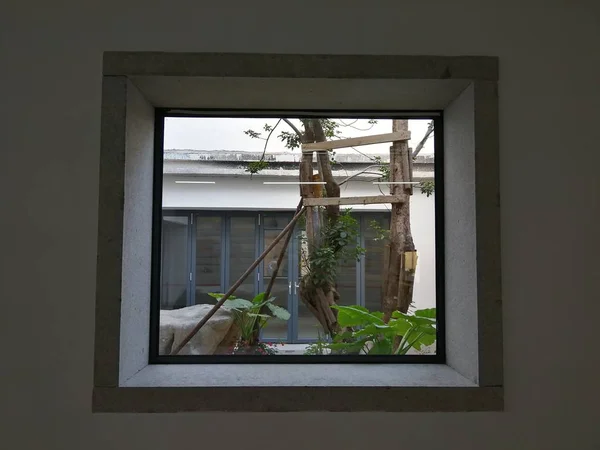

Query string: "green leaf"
[245, 160, 269, 174]
[331, 305, 384, 327]
[407, 316, 436, 327]
[416, 324, 437, 335]
[334, 330, 354, 342]
[370, 310, 385, 320]
[353, 323, 393, 338]
[414, 308, 436, 319]
[390, 318, 411, 336]
[326, 339, 368, 353]
[243, 129, 262, 139]
[266, 303, 291, 321]
[222, 298, 253, 310]
[369, 339, 393, 355]
[418, 333, 436, 346]
[400, 330, 436, 353]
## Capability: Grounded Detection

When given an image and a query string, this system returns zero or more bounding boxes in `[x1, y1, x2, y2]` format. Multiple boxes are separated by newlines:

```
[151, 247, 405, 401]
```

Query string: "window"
[94, 53, 502, 412]
[153, 114, 442, 362]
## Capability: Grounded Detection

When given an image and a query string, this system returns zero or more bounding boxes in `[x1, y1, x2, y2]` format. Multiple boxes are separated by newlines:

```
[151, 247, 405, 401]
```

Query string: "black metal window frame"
[150, 109, 445, 364]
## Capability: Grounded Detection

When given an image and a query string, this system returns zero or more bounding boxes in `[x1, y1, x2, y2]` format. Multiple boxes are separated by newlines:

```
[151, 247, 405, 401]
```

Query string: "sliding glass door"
[194, 215, 222, 305]
[160, 215, 190, 309]
[160, 210, 389, 343]
[260, 214, 293, 342]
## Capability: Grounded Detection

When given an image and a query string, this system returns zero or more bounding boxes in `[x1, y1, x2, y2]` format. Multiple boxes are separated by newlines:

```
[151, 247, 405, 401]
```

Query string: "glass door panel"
[261, 215, 291, 341]
[195, 216, 222, 305]
[295, 226, 323, 341]
[336, 245, 358, 306]
[229, 216, 257, 300]
[161, 215, 189, 309]
[364, 214, 390, 313]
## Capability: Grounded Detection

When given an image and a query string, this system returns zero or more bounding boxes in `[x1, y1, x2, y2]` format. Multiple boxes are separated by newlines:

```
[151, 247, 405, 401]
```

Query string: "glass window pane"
[336, 243, 358, 306]
[161, 216, 189, 309]
[364, 214, 390, 313]
[159, 116, 440, 358]
[195, 216, 222, 305]
[261, 224, 290, 341]
[229, 216, 256, 300]
[262, 214, 290, 230]
[296, 225, 321, 341]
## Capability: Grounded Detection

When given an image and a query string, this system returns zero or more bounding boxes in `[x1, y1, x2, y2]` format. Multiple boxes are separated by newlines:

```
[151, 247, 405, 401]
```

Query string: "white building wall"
[163, 174, 437, 309]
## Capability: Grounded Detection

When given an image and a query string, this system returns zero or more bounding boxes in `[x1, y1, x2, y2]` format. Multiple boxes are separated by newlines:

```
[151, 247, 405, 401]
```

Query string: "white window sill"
[122, 363, 476, 388]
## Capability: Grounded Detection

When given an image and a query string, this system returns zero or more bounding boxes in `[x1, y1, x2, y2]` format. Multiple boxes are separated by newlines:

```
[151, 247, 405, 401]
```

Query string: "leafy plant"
[243, 129, 262, 139]
[373, 156, 390, 182]
[329, 150, 338, 165]
[368, 219, 390, 242]
[304, 331, 331, 355]
[307, 209, 365, 288]
[320, 118, 343, 139]
[419, 180, 435, 197]
[208, 292, 291, 347]
[277, 130, 301, 150]
[325, 305, 436, 355]
[245, 159, 269, 175]
[228, 341, 280, 355]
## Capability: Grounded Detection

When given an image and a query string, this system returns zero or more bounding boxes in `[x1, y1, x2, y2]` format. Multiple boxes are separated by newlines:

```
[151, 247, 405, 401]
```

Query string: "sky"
[164, 118, 435, 155]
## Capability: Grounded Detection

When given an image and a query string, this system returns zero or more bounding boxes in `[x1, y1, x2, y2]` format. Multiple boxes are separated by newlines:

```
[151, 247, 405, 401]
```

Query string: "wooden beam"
[303, 195, 404, 207]
[301, 130, 411, 152]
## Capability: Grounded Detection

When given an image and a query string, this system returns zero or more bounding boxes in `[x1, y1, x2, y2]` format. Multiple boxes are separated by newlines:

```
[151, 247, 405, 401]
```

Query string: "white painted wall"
[163, 174, 437, 309]
[2, 2, 599, 449]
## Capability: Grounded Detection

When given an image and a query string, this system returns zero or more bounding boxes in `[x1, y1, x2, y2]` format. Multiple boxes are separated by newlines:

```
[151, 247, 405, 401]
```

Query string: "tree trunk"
[298, 119, 342, 337]
[382, 120, 417, 321]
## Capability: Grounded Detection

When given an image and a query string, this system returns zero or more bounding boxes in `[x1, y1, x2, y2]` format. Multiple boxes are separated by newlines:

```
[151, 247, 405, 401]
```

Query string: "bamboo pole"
[170, 206, 306, 355]
[246, 200, 304, 345]
[264, 199, 303, 299]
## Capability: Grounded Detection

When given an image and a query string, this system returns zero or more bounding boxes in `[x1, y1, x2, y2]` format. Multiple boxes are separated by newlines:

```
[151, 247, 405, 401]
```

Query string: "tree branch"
[282, 118, 303, 139]
[259, 118, 282, 161]
[338, 164, 382, 186]
[411, 121, 434, 159]
[337, 119, 377, 132]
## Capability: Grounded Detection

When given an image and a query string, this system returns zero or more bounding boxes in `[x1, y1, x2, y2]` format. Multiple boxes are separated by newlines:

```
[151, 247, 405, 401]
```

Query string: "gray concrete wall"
[118, 80, 154, 383]
[444, 83, 479, 383]
[2, 1, 599, 449]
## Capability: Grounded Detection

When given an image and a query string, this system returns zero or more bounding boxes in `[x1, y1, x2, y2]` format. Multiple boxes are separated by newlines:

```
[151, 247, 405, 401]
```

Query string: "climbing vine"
[305, 209, 365, 288]
[419, 180, 435, 197]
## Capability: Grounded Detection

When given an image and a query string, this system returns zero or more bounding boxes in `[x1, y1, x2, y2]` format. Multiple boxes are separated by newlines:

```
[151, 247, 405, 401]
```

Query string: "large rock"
[159, 304, 236, 355]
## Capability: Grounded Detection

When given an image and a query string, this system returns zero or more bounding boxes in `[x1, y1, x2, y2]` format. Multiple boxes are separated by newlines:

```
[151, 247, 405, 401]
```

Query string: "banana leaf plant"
[327, 305, 437, 355]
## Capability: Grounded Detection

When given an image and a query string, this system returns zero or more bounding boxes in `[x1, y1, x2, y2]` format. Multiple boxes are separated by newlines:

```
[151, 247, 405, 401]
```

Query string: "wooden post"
[303, 195, 403, 207]
[299, 152, 318, 250]
[382, 120, 417, 321]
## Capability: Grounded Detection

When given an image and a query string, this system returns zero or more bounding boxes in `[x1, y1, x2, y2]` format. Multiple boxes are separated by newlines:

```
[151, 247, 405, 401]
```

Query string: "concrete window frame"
[93, 53, 502, 412]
